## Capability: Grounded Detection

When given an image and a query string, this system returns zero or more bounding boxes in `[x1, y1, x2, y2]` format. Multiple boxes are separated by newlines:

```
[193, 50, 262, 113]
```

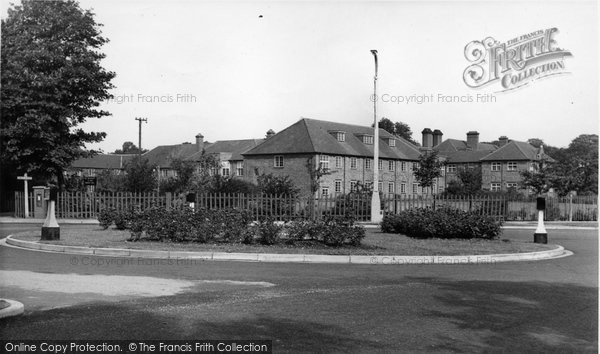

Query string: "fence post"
[568, 194, 573, 222]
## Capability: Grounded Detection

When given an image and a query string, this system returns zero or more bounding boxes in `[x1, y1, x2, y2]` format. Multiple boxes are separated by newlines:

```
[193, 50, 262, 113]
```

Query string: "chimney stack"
[498, 136, 508, 147]
[421, 128, 433, 148]
[266, 129, 275, 139]
[432, 129, 443, 147]
[466, 131, 479, 150]
[195, 133, 204, 151]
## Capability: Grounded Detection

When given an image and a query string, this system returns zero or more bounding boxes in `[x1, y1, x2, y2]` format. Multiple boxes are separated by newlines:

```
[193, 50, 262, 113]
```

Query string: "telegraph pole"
[135, 117, 147, 158]
[370, 50, 382, 223]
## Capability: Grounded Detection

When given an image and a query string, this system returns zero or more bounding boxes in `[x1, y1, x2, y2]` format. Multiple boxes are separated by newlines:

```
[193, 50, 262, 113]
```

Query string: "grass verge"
[10, 225, 557, 256]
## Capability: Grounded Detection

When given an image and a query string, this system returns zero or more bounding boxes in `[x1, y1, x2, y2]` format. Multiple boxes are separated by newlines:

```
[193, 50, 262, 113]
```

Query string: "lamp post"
[370, 49, 382, 223]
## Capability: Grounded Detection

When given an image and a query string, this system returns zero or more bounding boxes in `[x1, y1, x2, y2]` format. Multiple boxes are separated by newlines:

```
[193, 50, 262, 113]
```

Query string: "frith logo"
[463, 28, 572, 91]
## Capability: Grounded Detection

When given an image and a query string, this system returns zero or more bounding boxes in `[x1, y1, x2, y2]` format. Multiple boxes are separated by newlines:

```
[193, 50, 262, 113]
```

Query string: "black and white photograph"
[0, 0, 598, 352]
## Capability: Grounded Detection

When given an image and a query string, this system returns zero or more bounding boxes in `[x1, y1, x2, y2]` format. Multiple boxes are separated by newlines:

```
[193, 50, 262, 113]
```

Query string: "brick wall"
[245, 153, 444, 197]
[481, 161, 530, 191]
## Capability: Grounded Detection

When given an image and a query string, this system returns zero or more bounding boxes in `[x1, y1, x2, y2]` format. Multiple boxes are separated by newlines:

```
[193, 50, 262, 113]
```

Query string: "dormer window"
[329, 130, 346, 142]
[357, 134, 374, 145]
[388, 138, 396, 147]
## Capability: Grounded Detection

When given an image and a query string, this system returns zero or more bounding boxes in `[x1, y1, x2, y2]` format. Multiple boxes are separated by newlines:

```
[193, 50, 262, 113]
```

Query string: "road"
[0, 224, 597, 352]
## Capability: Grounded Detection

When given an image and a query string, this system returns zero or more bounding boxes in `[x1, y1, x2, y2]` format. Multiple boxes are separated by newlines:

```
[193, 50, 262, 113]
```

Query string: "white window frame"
[413, 162, 419, 171]
[379, 160, 383, 170]
[506, 182, 518, 189]
[401, 162, 406, 172]
[350, 157, 357, 169]
[365, 158, 372, 170]
[447, 164, 457, 173]
[335, 156, 343, 169]
[334, 180, 342, 193]
[350, 180, 357, 192]
[507, 162, 518, 171]
[388, 182, 395, 194]
[321, 187, 329, 198]
[337, 132, 346, 142]
[490, 182, 501, 191]
[412, 183, 419, 194]
[491, 162, 501, 171]
[274, 155, 284, 168]
[222, 168, 230, 177]
[388, 138, 396, 147]
[388, 161, 394, 171]
[319, 155, 329, 171]
[400, 183, 406, 194]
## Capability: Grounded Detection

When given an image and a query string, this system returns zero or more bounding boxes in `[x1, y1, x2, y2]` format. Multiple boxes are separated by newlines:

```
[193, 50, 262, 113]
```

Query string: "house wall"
[245, 154, 444, 197]
[481, 160, 531, 191]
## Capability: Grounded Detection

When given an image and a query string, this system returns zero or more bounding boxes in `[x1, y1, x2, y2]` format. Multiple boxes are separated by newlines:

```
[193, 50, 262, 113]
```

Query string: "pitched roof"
[243, 118, 422, 160]
[70, 154, 136, 169]
[434, 138, 497, 153]
[143, 143, 201, 168]
[190, 139, 265, 161]
[444, 150, 494, 164]
[481, 141, 556, 162]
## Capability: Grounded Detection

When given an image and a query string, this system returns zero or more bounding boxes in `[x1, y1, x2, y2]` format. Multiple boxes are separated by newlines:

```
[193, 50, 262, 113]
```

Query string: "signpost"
[17, 173, 32, 218]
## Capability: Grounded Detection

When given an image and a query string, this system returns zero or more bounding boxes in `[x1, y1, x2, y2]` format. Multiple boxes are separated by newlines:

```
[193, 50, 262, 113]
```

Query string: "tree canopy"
[114, 142, 147, 155]
[1, 0, 115, 183]
[375, 118, 420, 146]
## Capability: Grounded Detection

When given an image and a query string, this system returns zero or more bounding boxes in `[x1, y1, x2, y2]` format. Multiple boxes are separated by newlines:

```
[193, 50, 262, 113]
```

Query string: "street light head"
[370, 49, 378, 55]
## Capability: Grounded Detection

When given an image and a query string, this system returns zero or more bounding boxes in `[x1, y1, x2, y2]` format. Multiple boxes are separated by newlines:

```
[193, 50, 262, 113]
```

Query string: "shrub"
[98, 208, 115, 229]
[381, 207, 503, 239]
[256, 217, 283, 245]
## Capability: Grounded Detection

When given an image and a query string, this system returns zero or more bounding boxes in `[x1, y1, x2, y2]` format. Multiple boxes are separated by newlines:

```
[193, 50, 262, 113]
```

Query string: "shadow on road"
[408, 277, 598, 352]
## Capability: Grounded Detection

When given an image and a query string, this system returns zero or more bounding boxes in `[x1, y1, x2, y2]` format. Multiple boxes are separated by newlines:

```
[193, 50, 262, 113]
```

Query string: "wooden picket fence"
[13, 191, 598, 221]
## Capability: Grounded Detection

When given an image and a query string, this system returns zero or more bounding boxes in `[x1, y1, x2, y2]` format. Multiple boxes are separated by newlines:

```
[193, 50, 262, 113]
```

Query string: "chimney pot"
[466, 131, 479, 150]
[266, 129, 275, 139]
[195, 133, 204, 151]
[421, 128, 433, 148]
[498, 136, 508, 147]
[432, 129, 443, 147]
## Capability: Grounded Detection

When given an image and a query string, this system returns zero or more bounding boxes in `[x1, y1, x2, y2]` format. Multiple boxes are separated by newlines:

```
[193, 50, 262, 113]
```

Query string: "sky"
[1, 0, 598, 152]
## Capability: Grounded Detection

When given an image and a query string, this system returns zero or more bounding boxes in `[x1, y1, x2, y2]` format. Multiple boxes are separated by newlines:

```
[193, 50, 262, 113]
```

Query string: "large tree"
[374, 118, 420, 146]
[1, 0, 115, 185]
[414, 150, 442, 194]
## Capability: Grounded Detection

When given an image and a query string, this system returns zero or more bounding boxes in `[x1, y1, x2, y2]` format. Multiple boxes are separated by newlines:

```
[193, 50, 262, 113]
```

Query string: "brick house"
[242, 118, 439, 197]
[432, 131, 554, 193]
[68, 154, 136, 177]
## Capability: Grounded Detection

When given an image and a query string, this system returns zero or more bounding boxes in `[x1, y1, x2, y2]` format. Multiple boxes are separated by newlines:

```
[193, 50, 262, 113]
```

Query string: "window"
[350, 180, 357, 192]
[274, 155, 284, 168]
[412, 162, 419, 171]
[388, 161, 395, 171]
[412, 183, 419, 194]
[400, 183, 406, 194]
[222, 168, 230, 177]
[507, 162, 518, 171]
[335, 180, 342, 193]
[388, 138, 396, 147]
[336, 132, 346, 142]
[491, 162, 501, 171]
[447, 164, 457, 173]
[362, 135, 374, 144]
[506, 182, 518, 189]
[401, 162, 407, 172]
[440, 166, 445, 176]
[378, 182, 383, 192]
[379, 160, 383, 170]
[365, 158, 372, 169]
[350, 157, 357, 169]
[388, 182, 395, 194]
[319, 155, 329, 171]
[335, 156, 343, 169]
[321, 187, 329, 198]
[490, 182, 501, 191]
[236, 166, 244, 176]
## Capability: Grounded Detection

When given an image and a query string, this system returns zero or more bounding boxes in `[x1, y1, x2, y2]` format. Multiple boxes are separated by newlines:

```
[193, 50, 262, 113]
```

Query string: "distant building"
[68, 154, 136, 177]
[432, 131, 554, 193]
[242, 118, 439, 197]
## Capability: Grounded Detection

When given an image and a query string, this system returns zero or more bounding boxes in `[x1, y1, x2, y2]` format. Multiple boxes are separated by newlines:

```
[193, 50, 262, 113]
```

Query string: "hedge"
[98, 206, 365, 247]
[380, 207, 503, 239]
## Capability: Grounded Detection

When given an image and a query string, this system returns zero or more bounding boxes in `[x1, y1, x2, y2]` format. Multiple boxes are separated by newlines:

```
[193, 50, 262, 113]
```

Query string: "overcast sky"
[1, 0, 598, 152]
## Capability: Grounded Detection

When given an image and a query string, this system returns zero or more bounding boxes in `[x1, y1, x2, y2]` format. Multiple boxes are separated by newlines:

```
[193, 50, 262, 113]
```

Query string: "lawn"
[11, 225, 556, 256]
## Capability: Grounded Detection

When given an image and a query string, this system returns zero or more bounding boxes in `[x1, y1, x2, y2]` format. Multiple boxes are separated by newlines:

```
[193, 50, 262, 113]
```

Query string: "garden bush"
[381, 207, 503, 239]
[99, 206, 366, 247]
[98, 208, 115, 229]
